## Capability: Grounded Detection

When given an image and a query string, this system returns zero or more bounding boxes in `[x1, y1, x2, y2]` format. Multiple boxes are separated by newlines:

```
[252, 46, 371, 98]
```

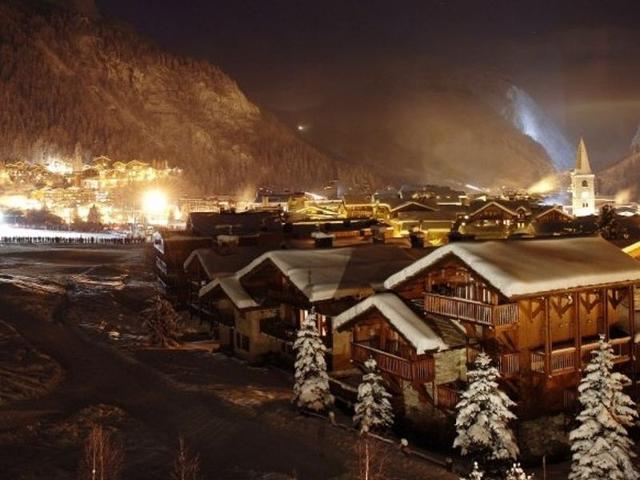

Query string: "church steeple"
[575, 138, 592, 174]
[570, 138, 596, 217]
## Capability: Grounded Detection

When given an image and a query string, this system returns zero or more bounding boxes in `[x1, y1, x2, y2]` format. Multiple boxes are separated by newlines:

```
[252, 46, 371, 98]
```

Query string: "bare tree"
[354, 436, 389, 480]
[79, 424, 124, 480]
[142, 294, 181, 347]
[172, 436, 200, 480]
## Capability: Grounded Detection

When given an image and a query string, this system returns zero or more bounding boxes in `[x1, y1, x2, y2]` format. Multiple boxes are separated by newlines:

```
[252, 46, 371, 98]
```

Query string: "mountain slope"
[0, 0, 375, 194]
[599, 129, 640, 200]
[279, 69, 561, 190]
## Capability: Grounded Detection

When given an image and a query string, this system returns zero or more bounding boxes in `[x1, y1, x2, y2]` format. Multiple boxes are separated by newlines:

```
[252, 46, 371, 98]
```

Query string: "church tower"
[570, 138, 596, 216]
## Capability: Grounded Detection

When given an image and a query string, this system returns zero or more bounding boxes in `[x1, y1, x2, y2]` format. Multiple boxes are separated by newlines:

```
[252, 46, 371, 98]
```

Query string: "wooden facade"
[390, 255, 639, 416]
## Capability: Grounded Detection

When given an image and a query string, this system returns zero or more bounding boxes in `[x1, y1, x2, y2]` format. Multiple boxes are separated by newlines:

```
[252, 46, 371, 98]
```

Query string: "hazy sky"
[98, 0, 640, 168]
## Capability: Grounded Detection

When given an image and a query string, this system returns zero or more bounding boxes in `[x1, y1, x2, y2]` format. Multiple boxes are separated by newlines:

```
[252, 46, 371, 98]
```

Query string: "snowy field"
[0, 225, 125, 239]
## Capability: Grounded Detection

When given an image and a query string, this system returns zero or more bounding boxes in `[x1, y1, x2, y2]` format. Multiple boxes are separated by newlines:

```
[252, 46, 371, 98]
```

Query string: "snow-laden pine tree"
[504, 463, 532, 480]
[353, 358, 394, 434]
[460, 462, 484, 480]
[569, 336, 639, 480]
[453, 352, 519, 472]
[293, 308, 334, 412]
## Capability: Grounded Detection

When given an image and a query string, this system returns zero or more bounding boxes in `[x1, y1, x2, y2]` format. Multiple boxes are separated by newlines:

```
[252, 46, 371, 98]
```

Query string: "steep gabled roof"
[199, 276, 258, 309]
[390, 200, 438, 213]
[384, 237, 640, 299]
[468, 200, 520, 218]
[534, 205, 574, 221]
[575, 138, 593, 174]
[233, 245, 426, 303]
[333, 293, 450, 353]
[184, 246, 271, 279]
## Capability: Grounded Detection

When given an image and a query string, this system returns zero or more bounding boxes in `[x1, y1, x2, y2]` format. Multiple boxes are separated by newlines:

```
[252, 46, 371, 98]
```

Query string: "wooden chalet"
[458, 201, 576, 240]
[333, 236, 640, 420]
[333, 293, 467, 414]
[196, 245, 427, 367]
[383, 236, 640, 416]
[152, 230, 212, 305]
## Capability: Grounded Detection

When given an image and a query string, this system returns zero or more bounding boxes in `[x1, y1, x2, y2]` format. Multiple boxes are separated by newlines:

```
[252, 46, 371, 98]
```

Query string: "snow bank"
[0, 225, 124, 239]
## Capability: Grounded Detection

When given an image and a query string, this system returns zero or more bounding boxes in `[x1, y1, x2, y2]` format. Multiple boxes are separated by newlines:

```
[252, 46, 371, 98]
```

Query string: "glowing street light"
[142, 189, 168, 216]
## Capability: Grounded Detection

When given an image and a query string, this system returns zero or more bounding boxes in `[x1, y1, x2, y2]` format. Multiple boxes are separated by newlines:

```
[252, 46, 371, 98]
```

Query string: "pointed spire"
[575, 138, 592, 174]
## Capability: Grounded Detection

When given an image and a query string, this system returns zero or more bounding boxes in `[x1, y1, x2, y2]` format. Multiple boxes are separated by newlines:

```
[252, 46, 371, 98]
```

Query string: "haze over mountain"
[0, 0, 376, 195]
[278, 66, 570, 190]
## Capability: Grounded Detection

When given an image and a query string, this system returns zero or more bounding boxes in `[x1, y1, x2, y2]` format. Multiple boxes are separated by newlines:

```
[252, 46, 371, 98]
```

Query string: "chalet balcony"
[424, 293, 518, 327]
[259, 317, 296, 343]
[531, 347, 576, 375]
[436, 383, 461, 410]
[580, 336, 632, 365]
[351, 341, 434, 382]
[467, 346, 519, 378]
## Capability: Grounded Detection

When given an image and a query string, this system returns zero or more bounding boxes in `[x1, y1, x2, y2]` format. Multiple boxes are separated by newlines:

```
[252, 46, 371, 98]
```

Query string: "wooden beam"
[544, 298, 551, 377]
[630, 285, 636, 388]
[602, 288, 609, 340]
[574, 292, 581, 371]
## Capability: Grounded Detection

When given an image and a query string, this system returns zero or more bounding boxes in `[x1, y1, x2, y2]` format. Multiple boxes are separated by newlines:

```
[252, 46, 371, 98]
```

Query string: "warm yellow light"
[0, 195, 41, 210]
[528, 175, 556, 194]
[142, 189, 168, 216]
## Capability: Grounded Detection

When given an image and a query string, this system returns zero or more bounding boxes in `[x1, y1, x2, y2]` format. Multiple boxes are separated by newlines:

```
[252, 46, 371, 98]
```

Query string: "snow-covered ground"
[0, 225, 125, 239]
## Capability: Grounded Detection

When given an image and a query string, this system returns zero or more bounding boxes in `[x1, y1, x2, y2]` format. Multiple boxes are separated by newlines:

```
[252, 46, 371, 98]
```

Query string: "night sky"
[97, 0, 640, 168]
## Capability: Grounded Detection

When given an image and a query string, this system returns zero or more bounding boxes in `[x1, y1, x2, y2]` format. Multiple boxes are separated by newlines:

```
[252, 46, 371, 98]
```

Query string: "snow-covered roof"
[184, 246, 271, 279]
[384, 237, 640, 299]
[235, 246, 424, 303]
[333, 293, 449, 353]
[534, 205, 573, 220]
[468, 201, 520, 218]
[199, 276, 258, 309]
[389, 200, 437, 213]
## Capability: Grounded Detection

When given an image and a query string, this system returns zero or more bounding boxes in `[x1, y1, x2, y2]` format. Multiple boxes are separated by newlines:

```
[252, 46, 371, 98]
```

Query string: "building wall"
[331, 329, 353, 372]
[434, 348, 466, 385]
[233, 307, 280, 362]
[571, 173, 596, 217]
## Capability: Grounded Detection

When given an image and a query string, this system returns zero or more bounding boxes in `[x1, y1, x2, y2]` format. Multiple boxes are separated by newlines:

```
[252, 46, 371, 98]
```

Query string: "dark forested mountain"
[0, 0, 376, 194]
[599, 128, 640, 200]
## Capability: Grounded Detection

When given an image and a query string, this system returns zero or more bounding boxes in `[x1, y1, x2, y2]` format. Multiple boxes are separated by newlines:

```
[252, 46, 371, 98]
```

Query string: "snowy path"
[0, 247, 457, 479]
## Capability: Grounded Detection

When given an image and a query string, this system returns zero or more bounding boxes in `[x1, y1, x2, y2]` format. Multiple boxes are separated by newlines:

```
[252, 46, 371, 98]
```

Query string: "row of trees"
[291, 309, 639, 480]
[456, 338, 638, 480]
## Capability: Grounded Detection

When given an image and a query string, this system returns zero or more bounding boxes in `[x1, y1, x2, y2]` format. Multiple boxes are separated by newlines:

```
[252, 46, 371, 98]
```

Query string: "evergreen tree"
[504, 463, 532, 480]
[453, 352, 519, 473]
[87, 203, 102, 227]
[292, 308, 333, 412]
[353, 358, 394, 434]
[569, 336, 638, 480]
[460, 462, 484, 480]
[141, 294, 181, 347]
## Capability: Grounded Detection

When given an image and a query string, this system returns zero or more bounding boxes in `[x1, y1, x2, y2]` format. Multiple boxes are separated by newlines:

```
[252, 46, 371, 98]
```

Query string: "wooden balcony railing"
[466, 347, 519, 377]
[424, 293, 518, 327]
[581, 337, 632, 365]
[498, 353, 520, 377]
[351, 342, 434, 382]
[436, 384, 461, 410]
[531, 347, 576, 375]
